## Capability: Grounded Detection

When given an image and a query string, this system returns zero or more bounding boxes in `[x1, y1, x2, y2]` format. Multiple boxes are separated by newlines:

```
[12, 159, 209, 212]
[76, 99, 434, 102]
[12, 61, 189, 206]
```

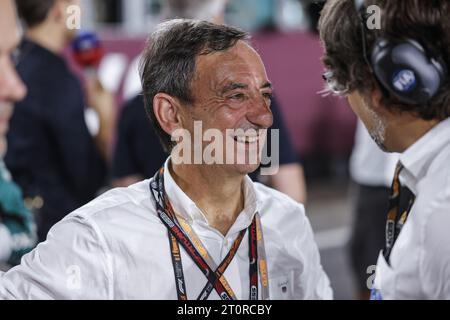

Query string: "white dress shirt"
[0, 159, 332, 300]
[374, 118, 450, 299]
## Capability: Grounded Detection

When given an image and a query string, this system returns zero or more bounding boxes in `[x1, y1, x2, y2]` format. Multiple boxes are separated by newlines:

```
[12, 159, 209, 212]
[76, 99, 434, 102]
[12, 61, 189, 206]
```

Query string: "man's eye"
[230, 93, 245, 100]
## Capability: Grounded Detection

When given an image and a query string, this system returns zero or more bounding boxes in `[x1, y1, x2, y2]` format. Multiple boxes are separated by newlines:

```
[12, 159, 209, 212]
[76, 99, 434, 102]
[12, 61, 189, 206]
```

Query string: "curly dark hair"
[319, 0, 450, 120]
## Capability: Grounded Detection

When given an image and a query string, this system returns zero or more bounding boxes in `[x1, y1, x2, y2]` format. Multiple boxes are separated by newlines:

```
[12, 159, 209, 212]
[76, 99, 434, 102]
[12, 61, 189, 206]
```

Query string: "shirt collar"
[399, 117, 450, 193]
[162, 158, 262, 232]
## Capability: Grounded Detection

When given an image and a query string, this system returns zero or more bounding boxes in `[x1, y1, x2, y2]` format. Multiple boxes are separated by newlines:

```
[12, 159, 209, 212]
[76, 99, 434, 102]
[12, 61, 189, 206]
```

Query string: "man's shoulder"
[253, 181, 306, 218]
[412, 143, 450, 227]
[18, 45, 79, 99]
[420, 143, 450, 200]
[66, 179, 160, 227]
[430, 141, 450, 176]
[19, 45, 68, 79]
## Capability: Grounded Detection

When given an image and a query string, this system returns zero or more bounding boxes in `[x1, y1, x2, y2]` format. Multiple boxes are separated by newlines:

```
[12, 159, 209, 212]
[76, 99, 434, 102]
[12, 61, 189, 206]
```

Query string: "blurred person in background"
[0, 0, 37, 269]
[320, 0, 450, 299]
[6, 0, 114, 242]
[112, 0, 307, 203]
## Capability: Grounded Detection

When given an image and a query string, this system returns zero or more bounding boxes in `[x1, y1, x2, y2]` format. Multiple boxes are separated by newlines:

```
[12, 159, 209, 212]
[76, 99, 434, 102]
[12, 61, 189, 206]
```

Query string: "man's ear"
[153, 93, 184, 138]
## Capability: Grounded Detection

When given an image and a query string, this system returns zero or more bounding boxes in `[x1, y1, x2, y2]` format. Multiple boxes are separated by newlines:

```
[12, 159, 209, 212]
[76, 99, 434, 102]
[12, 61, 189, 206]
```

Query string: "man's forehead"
[200, 41, 260, 63]
[195, 41, 268, 87]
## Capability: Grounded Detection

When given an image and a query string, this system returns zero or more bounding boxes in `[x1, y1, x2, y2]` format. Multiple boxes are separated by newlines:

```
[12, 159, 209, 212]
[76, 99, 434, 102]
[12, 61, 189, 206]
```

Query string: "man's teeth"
[235, 136, 259, 143]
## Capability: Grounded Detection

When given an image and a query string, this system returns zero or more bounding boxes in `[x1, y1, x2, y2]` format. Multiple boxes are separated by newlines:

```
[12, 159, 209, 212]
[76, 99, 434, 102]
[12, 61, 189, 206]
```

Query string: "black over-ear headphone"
[354, 0, 446, 105]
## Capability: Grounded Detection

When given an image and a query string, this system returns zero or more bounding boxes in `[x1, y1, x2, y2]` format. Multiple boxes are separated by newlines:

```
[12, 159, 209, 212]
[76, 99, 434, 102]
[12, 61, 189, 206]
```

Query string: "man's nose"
[246, 97, 273, 129]
[0, 58, 27, 103]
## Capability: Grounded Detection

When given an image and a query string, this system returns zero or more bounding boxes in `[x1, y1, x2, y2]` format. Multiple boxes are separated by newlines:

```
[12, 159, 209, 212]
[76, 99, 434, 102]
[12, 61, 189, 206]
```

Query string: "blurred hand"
[86, 76, 114, 120]
[85, 76, 115, 161]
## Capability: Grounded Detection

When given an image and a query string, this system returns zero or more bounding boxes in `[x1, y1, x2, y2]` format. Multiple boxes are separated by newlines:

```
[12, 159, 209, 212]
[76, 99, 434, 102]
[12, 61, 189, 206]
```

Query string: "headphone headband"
[353, 0, 446, 105]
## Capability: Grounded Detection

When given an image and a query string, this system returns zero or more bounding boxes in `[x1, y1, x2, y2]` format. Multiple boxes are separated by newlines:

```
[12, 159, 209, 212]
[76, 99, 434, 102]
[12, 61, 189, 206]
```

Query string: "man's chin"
[230, 162, 261, 176]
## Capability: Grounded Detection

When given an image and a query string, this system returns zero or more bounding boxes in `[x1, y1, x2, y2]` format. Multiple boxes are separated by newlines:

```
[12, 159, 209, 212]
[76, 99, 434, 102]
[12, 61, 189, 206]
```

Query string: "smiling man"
[0, 20, 331, 300]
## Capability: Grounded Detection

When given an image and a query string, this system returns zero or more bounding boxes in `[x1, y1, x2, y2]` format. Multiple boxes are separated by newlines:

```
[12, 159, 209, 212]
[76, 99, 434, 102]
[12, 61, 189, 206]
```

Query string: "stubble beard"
[367, 107, 388, 152]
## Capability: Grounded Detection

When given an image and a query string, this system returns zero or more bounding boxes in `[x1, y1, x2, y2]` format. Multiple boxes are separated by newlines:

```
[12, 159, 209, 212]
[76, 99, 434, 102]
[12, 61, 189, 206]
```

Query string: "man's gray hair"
[139, 19, 250, 152]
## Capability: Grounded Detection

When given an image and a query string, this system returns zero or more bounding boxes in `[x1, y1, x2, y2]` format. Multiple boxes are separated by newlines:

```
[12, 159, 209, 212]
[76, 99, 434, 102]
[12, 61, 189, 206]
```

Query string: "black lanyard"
[149, 168, 263, 300]
[383, 163, 416, 262]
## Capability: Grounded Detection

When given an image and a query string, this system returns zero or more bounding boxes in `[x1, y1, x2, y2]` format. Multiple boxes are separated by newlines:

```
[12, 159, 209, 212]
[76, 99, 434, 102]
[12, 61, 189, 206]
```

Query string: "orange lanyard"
[150, 167, 270, 300]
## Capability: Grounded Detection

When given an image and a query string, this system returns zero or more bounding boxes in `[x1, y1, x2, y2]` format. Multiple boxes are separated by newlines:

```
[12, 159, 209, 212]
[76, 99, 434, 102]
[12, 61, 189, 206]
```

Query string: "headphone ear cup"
[371, 38, 444, 105]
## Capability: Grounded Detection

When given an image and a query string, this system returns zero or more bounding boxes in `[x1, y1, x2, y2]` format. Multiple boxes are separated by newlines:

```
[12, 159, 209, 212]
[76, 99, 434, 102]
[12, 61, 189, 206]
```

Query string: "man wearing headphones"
[319, 0, 450, 299]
